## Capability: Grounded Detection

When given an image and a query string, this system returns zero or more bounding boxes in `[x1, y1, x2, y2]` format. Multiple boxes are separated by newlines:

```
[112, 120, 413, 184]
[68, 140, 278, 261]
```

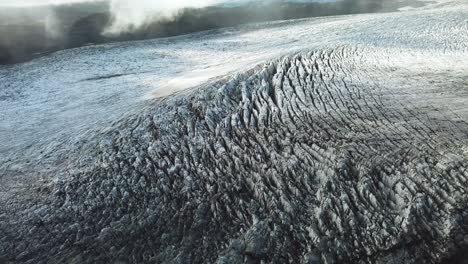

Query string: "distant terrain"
[0, 0, 433, 64]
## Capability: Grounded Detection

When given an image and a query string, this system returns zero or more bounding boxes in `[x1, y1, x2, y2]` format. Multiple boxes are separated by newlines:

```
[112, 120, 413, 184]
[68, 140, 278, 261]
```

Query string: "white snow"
[0, 0, 466, 164]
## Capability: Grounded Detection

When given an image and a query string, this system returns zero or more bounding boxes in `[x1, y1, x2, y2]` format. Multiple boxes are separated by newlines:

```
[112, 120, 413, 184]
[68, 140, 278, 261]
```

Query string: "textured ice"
[0, 1, 467, 263]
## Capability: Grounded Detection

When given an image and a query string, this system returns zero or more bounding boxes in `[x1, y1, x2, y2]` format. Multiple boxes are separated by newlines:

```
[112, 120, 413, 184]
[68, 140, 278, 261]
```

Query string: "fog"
[0, 0, 225, 34]
[0, 1, 340, 34]
[0, 0, 99, 6]
[105, 0, 224, 35]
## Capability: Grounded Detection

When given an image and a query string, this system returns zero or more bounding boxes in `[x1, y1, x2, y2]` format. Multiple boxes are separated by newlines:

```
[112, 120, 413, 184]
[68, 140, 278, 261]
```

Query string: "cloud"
[0, 0, 224, 34]
[104, 0, 222, 35]
[0, 0, 101, 7]
[0, 0, 346, 36]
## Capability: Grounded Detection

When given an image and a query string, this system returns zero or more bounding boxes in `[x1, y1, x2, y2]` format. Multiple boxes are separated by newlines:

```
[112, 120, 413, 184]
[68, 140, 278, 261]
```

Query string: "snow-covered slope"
[0, 1, 467, 263]
[1, 0, 465, 168]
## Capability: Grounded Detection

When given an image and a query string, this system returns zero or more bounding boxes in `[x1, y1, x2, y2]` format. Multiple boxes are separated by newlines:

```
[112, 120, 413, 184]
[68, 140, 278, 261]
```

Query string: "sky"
[0, 0, 217, 6]
[0, 0, 100, 6]
[0, 0, 337, 7]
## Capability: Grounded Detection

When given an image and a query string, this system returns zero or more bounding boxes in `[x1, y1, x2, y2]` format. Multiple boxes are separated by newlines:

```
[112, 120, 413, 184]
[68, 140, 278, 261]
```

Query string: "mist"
[0, 1, 343, 35]
[105, 0, 223, 35]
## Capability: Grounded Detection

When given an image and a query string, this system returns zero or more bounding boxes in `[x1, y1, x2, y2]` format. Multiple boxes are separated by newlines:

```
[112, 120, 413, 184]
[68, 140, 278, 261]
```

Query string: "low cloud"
[0, 0, 227, 35]
[104, 0, 222, 35]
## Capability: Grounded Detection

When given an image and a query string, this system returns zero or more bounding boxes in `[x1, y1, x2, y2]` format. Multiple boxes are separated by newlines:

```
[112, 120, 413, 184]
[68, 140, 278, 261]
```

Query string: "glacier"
[0, 0, 467, 263]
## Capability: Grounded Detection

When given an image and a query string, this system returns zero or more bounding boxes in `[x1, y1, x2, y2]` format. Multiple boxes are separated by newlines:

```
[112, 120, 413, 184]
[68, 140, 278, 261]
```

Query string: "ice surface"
[0, 1, 467, 263]
[1, 0, 465, 165]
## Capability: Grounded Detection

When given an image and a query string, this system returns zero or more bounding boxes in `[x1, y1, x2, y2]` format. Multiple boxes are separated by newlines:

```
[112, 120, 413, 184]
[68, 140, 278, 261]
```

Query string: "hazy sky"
[0, 0, 334, 7]
[0, 0, 102, 6]
[0, 0, 223, 6]
[0, 0, 338, 35]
